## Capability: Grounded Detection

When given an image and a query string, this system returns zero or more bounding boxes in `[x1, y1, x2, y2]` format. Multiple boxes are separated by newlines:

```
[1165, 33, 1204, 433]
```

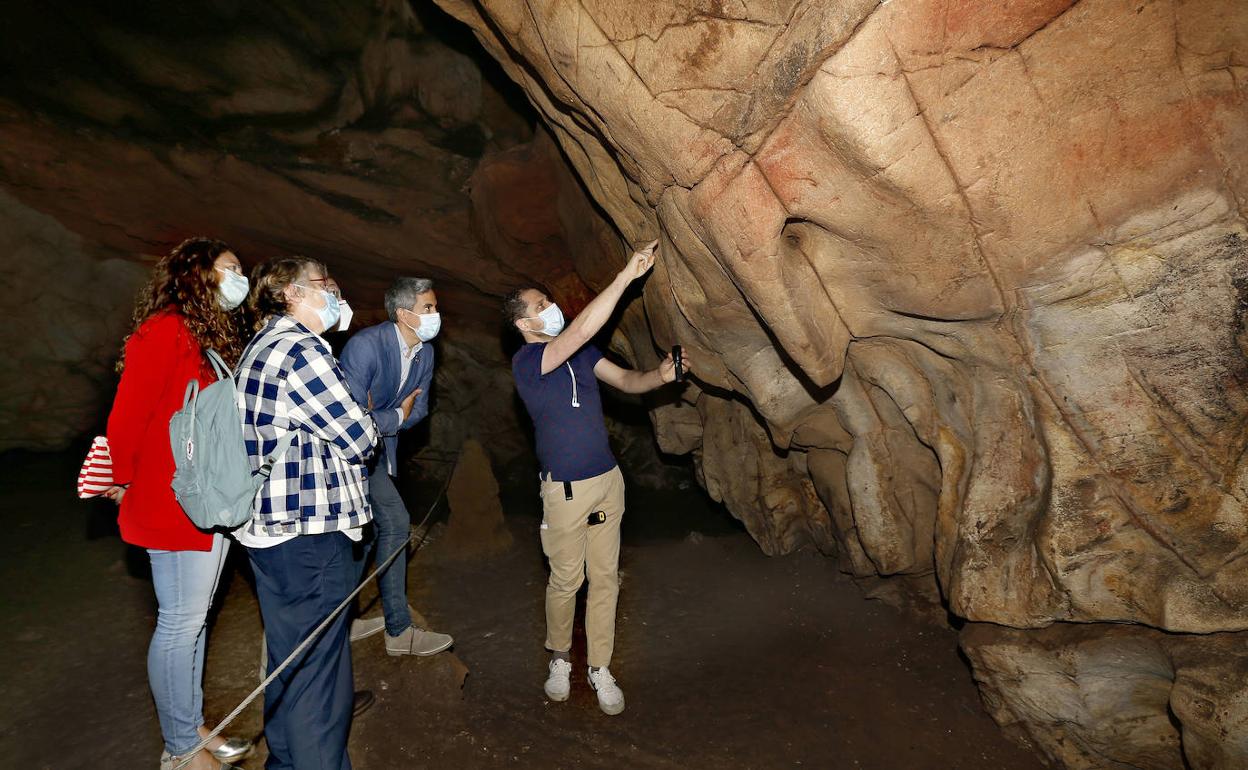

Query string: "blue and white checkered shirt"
[235, 315, 378, 538]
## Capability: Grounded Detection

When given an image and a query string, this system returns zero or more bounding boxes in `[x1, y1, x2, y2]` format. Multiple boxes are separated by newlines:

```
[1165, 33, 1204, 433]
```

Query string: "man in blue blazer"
[340, 277, 453, 656]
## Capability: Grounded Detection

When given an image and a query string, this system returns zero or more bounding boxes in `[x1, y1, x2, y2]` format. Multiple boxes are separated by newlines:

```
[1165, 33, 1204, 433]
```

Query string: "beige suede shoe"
[384, 625, 453, 656]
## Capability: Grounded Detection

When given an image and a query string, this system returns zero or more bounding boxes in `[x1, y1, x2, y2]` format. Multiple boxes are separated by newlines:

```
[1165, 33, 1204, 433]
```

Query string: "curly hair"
[246, 256, 326, 332]
[119, 237, 245, 371]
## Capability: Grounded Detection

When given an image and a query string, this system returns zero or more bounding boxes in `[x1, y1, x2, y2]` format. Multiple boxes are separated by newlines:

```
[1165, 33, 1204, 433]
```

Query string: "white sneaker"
[587, 666, 625, 715]
[544, 658, 572, 702]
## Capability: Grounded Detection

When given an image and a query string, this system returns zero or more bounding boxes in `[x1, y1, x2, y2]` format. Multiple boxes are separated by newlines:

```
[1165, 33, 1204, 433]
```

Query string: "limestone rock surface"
[433, 0, 1248, 766]
[962, 622, 1248, 770]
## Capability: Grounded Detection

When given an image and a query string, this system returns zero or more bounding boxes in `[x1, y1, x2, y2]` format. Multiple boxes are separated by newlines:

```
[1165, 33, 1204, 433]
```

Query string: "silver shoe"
[210, 737, 253, 762]
[159, 738, 249, 768]
[160, 750, 243, 769]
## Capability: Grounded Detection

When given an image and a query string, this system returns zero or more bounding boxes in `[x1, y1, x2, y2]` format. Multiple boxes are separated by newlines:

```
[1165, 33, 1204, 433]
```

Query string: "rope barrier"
[174, 458, 457, 769]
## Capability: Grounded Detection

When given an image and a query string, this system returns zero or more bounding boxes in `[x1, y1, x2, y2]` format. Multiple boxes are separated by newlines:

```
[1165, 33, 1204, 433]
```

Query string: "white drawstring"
[566, 362, 580, 408]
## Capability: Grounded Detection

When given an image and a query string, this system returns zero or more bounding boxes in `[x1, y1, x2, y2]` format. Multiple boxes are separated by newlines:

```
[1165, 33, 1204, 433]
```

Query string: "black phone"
[671, 345, 684, 382]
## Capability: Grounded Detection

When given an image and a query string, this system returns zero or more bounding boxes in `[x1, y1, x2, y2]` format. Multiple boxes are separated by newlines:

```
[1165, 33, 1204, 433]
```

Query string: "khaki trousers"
[539, 466, 625, 669]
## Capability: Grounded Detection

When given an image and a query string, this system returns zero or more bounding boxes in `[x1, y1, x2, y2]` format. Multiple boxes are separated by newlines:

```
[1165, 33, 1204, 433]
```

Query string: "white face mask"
[216, 268, 249, 310]
[527, 303, 564, 337]
[401, 310, 441, 342]
[336, 299, 353, 332]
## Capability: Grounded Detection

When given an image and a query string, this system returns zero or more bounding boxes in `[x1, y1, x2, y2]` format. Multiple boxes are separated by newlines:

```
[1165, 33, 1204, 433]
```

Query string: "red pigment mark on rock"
[901, 0, 1075, 57]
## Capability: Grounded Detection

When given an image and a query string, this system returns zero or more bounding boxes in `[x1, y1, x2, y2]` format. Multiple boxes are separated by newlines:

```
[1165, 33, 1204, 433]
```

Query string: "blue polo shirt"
[512, 342, 617, 482]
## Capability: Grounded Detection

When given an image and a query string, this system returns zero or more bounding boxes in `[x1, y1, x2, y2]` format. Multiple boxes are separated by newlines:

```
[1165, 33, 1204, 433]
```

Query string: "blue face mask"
[400, 309, 442, 342]
[415, 312, 441, 342]
[529, 303, 564, 337]
[314, 290, 341, 332]
[216, 268, 249, 310]
[294, 284, 341, 332]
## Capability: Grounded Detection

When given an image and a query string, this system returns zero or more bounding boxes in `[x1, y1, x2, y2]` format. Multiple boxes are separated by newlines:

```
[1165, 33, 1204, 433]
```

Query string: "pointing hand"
[621, 240, 659, 282]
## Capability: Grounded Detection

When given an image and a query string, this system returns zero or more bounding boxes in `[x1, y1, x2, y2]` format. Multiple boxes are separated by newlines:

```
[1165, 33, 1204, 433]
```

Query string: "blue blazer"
[339, 321, 434, 476]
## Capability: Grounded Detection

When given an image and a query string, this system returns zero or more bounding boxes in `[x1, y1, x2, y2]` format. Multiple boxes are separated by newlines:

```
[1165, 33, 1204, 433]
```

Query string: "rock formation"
[443, 438, 514, 558]
[431, 0, 1248, 766]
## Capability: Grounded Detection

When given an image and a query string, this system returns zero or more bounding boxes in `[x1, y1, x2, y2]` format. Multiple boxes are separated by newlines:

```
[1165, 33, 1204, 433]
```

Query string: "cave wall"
[431, 0, 1248, 766]
[0, 191, 147, 451]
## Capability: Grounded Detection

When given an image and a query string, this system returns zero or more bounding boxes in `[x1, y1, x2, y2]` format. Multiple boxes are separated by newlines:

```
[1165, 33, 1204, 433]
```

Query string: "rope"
[174, 459, 457, 769]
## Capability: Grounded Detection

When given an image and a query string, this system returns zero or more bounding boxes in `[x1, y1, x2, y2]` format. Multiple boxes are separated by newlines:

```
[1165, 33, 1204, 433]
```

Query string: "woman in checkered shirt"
[234, 256, 380, 770]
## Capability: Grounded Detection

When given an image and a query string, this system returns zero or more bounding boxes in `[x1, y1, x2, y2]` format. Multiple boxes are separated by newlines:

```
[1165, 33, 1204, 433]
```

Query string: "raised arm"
[593, 349, 691, 394]
[540, 240, 658, 375]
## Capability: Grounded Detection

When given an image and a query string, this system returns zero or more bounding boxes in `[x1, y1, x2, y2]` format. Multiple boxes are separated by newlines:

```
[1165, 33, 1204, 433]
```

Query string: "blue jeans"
[249, 533, 355, 770]
[356, 469, 412, 636]
[147, 533, 229, 756]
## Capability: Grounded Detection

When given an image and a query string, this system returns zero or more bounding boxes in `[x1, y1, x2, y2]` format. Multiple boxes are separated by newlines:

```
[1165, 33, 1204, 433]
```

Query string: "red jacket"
[106, 310, 217, 551]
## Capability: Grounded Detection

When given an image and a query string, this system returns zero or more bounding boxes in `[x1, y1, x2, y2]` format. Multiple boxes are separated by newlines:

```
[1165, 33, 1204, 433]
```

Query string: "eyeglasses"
[303, 277, 342, 300]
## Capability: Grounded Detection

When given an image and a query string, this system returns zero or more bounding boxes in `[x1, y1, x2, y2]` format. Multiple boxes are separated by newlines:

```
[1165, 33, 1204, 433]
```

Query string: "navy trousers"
[248, 532, 355, 770]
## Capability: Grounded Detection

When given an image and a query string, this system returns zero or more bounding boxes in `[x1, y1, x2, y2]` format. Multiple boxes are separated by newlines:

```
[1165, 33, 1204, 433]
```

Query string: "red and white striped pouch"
[77, 435, 114, 498]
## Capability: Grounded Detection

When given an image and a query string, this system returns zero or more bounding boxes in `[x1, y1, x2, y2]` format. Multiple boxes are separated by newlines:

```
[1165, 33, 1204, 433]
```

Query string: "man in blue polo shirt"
[504, 240, 692, 715]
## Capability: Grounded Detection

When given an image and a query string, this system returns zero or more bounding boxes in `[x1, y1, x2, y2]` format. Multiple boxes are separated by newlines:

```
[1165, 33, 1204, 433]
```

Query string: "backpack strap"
[204, 349, 232, 381]
[180, 380, 201, 462]
[256, 430, 298, 480]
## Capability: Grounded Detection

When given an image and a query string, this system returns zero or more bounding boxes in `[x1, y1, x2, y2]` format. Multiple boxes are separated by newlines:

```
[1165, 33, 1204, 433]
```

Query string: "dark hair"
[120, 236, 244, 370]
[502, 286, 544, 336]
[385, 277, 434, 322]
[246, 256, 326, 332]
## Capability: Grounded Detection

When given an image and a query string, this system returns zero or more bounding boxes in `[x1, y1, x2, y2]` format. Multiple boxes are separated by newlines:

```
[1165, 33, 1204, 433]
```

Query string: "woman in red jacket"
[105, 237, 252, 770]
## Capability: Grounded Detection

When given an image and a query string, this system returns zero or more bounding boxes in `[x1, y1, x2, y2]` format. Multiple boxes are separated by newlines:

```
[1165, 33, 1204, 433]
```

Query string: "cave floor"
[0, 450, 1044, 770]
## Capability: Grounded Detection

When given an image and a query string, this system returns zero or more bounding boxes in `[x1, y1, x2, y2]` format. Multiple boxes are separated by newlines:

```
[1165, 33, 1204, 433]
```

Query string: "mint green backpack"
[169, 349, 294, 529]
